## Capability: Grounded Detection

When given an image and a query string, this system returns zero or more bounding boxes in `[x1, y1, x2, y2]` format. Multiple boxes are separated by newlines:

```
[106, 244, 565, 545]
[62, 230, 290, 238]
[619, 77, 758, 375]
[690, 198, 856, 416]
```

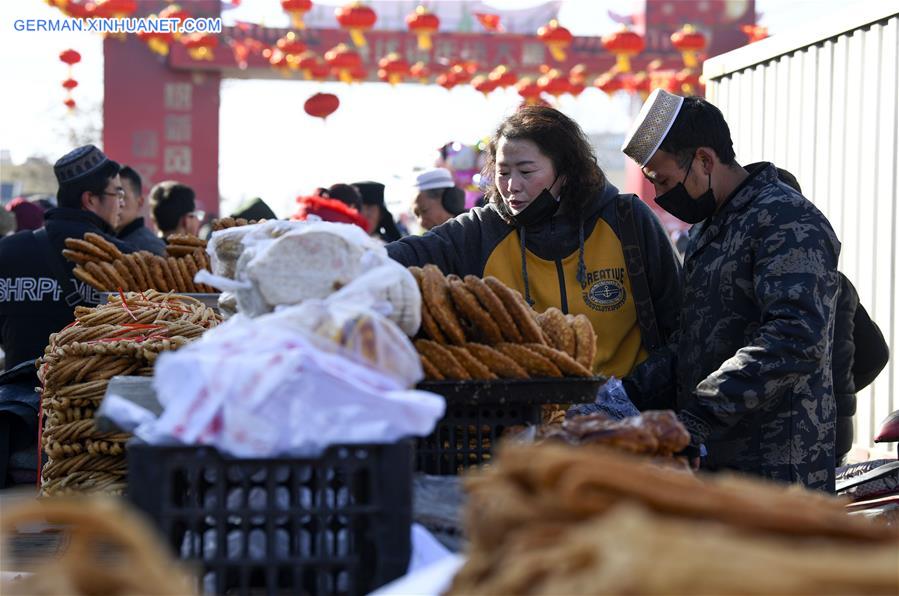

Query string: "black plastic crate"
[127, 441, 412, 596]
[416, 377, 604, 475]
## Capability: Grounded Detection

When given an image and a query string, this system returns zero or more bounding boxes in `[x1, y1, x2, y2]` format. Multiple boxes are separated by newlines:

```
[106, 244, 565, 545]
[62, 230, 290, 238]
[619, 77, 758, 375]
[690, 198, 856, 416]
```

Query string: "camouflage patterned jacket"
[626, 163, 841, 491]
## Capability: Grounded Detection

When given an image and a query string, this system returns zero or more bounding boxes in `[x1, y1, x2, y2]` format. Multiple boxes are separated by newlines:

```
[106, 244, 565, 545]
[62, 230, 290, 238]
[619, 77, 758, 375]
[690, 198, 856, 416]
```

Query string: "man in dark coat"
[622, 91, 842, 491]
[116, 166, 166, 255]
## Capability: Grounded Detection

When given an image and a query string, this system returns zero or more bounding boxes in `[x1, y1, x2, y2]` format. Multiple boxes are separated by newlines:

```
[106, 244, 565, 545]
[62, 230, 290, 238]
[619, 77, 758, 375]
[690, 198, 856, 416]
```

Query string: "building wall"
[703, 2, 899, 453]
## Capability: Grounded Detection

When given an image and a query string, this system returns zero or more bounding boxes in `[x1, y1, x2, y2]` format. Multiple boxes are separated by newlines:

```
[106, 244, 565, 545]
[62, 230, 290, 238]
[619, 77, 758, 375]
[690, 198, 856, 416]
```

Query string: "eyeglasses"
[100, 190, 126, 199]
[188, 210, 206, 221]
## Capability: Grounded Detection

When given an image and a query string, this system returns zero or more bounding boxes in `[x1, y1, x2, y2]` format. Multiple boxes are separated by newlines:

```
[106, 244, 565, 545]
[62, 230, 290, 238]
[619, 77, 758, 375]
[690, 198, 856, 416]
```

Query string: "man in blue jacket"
[622, 90, 842, 491]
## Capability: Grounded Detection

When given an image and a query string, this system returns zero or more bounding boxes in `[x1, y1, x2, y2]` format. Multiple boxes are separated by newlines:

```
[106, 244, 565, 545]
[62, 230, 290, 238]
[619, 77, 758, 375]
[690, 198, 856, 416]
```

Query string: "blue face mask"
[655, 154, 717, 224]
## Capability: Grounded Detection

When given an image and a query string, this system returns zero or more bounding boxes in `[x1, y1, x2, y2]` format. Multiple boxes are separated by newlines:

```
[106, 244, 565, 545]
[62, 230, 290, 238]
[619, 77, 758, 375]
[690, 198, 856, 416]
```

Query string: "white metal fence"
[704, 2, 899, 453]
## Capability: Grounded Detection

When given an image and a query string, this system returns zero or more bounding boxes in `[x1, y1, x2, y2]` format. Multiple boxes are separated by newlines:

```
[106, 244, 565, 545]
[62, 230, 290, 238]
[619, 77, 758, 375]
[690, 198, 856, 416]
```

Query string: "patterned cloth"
[626, 163, 841, 491]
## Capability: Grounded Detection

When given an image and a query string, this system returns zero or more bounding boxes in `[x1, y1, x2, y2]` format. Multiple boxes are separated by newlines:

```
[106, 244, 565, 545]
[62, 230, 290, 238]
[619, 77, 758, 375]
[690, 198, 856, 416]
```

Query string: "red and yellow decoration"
[675, 68, 703, 95]
[601, 26, 645, 73]
[336, 2, 377, 48]
[378, 52, 410, 85]
[406, 5, 439, 51]
[594, 71, 627, 96]
[537, 19, 573, 62]
[410, 61, 431, 83]
[181, 33, 218, 61]
[670, 24, 707, 68]
[281, 0, 312, 30]
[741, 24, 769, 43]
[304, 92, 339, 120]
[488, 65, 518, 89]
[296, 51, 321, 79]
[471, 75, 498, 97]
[89, 0, 137, 19]
[516, 77, 543, 105]
[137, 16, 175, 56]
[537, 69, 570, 98]
[325, 43, 362, 83]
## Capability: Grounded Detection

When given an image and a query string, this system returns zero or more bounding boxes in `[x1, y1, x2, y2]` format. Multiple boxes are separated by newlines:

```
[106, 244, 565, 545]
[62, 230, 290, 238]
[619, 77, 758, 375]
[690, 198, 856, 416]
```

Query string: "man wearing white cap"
[621, 90, 841, 492]
[411, 167, 466, 231]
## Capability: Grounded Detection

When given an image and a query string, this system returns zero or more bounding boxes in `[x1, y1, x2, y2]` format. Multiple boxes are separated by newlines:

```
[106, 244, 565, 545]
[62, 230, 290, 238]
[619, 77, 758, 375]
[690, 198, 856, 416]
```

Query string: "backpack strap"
[617, 195, 662, 351]
[32, 229, 84, 307]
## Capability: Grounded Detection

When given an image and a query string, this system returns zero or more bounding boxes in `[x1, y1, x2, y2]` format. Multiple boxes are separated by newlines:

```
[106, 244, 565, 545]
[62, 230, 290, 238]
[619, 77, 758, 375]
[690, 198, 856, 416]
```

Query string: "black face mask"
[655, 155, 717, 224]
[509, 177, 560, 227]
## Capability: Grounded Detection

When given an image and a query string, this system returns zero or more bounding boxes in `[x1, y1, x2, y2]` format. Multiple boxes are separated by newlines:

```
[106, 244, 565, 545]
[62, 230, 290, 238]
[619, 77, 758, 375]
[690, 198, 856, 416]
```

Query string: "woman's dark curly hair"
[482, 105, 606, 224]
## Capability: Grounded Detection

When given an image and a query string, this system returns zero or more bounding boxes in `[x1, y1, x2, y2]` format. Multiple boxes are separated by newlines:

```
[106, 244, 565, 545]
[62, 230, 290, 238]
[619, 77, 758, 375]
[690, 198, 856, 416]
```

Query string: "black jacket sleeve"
[852, 300, 889, 390]
[621, 199, 683, 411]
[385, 207, 502, 276]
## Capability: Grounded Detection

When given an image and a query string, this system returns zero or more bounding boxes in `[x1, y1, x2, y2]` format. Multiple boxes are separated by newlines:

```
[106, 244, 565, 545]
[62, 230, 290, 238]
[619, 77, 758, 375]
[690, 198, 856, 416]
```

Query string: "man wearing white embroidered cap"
[411, 167, 466, 231]
[620, 90, 842, 492]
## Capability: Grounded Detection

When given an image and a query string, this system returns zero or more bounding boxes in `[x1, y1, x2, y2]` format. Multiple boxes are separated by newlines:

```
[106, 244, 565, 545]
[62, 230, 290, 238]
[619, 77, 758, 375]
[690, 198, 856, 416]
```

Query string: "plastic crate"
[416, 377, 604, 475]
[127, 441, 412, 596]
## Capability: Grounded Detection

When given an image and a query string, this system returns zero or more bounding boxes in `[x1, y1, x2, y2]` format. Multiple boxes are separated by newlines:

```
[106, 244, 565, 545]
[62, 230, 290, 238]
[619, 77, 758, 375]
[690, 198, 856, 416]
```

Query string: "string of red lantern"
[59, 48, 81, 111]
[407, 5, 439, 51]
[336, 2, 376, 48]
[304, 92, 339, 120]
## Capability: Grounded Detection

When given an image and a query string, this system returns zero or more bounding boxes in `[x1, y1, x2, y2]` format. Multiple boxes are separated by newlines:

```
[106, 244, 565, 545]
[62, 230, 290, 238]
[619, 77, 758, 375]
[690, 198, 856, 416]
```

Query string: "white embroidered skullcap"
[621, 89, 685, 167]
[414, 168, 455, 191]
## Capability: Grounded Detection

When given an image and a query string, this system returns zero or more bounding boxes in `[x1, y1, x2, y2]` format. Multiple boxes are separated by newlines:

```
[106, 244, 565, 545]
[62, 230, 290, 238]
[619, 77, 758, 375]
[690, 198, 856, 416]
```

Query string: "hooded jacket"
[386, 182, 683, 377]
[0, 208, 135, 370]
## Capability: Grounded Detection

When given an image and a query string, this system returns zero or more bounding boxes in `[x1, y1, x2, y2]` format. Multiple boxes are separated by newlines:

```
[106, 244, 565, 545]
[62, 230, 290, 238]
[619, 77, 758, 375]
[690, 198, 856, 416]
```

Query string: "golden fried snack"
[72, 265, 105, 291]
[465, 342, 529, 379]
[166, 257, 188, 292]
[65, 238, 110, 262]
[447, 345, 498, 380]
[449, 278, 504, 344]
[420, 302, 448, 343]
[497, 343, 562, 378]
[175, 257, 195, 292]
[165, 244, 198, 258]
[134, 252, 156, 287]
[483, 277, 544, 344]
[464, 275, 523, 343]
[166, 233, 206, 247]
[100, 261, 127, 291]
[84, 262, 113, 290]
[62, 249, 98, 266]
[84, 232, 123, 261]
[421, 265, 466, 345]
[181, 253, 199, 290]
[124, 254, 148, 289]
[415, 339, 471, 380]
[113, 260, 136, 292]
[571, 314, 596, 369]
[525, 343, 592, 377]
[538, 307, 575, 357]
[156, 257, 177, 292]
[420, 353, 444, 381]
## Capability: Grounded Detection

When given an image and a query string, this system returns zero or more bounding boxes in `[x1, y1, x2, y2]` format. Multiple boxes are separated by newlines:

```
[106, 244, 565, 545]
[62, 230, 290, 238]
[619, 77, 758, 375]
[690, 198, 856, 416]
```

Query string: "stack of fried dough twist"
[210, 216, 262, 232]
[37, 291, 222, 496]
[0, 497, 196, 595]
[410, 265, 596, 380]
[448, 443, 899, 595]
[64, 232, 216, 294]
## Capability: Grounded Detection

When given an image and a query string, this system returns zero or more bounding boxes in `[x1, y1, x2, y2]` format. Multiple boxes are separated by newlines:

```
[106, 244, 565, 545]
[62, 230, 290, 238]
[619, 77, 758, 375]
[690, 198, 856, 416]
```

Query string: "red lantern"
[281, 0, 312, 30]
[602, 26, 645, 73]
[138, 18, 175, 56]
[624, 71, 652, 99]
[436, 71, 458, 91]
[595, 71, 627, 96]
[537, 69, 570, 98]
[263, 48, 291, 74]
[410, 61, 431, 83]
[348, 64, 367, 83]
[325, 44, 362, 83]
[741, 24, 768, 43]
[62, 78, 79, 90]
[516, 77, 543, 105]
[64, 98, 77, 110]
[537, 20, 573, 62]
[181, 33, 218, 61]
[62, 1, 92, 19]
[59, 49, 81, 66]
[675, 68, 703, 95]
[90, 0, 136, 19]
[569, 64, 588, 85]
[378, 52, 409, 85]
[304, 93, 339, 120]
[488, 65, 517, 88]
[336, 2, 377, 48]
[670, 24, 707, 68]
[406, 5, 439, 51]
[309, 61, 331, 81]
[276, 32, 307, 57]
[296, 51, 320, 79]
[471, 75, 498, 97]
